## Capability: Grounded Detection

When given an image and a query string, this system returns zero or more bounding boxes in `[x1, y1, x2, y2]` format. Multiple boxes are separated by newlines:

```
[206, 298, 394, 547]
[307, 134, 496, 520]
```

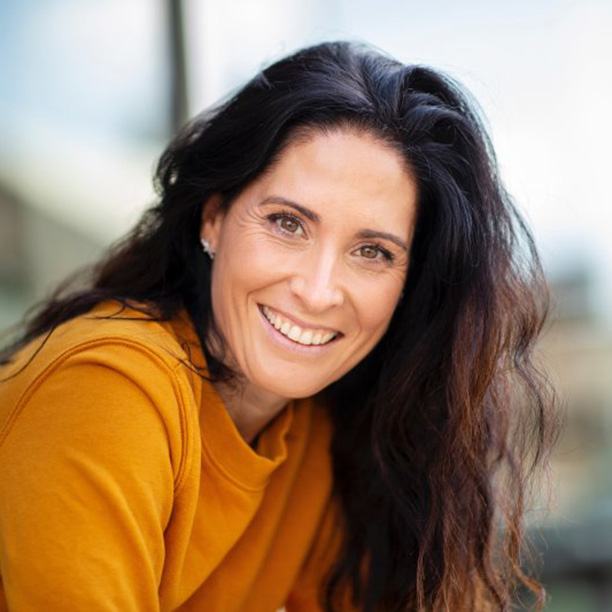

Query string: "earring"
[200, 237, 215, 260]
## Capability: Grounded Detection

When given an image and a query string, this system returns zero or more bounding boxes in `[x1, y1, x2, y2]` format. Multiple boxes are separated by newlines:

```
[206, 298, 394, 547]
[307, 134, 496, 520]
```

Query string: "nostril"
[289, 276, 344, 311]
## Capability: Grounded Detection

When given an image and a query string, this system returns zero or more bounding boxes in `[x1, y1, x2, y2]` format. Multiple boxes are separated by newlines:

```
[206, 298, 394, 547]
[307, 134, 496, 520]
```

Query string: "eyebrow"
[259, 195, 410, 252]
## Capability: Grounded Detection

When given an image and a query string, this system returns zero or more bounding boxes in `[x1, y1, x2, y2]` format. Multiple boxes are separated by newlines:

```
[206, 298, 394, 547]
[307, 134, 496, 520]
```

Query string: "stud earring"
[200, 237, 215, 260]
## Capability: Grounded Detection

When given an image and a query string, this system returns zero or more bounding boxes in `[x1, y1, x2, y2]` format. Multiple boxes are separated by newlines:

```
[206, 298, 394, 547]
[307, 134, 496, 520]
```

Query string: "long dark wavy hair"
[2, 42, 558, 610]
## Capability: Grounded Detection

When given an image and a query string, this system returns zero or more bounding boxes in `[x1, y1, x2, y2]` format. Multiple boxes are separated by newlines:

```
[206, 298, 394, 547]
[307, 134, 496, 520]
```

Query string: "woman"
[0, 42, 558, 611]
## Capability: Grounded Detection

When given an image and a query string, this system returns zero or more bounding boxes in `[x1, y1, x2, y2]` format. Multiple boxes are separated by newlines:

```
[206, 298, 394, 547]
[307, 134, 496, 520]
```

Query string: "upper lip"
[259, 304, 342, 335]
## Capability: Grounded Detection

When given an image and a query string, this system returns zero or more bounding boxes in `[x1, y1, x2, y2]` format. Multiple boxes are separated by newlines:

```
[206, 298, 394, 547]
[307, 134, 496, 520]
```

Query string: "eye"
[267, 212, 305, 237]
[356, 244, 394, 263]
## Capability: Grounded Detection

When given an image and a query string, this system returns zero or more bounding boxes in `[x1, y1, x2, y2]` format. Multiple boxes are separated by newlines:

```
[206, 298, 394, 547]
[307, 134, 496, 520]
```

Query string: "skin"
[201, 129, 419, 443]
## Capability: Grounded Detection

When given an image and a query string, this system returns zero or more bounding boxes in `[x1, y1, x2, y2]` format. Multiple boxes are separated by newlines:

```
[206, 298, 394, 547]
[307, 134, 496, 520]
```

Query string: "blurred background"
[0, 0, 610, 608]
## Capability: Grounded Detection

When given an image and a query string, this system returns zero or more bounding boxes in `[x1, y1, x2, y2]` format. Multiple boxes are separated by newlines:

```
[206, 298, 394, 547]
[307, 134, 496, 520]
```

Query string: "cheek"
[353, 282, 401, 336]
[212, 231, 283, 312]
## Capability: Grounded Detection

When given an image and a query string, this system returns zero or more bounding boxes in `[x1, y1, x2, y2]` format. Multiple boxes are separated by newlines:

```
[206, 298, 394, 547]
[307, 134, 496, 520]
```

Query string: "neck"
[203, 331, 289, 444]
[213, 378, 289, 445]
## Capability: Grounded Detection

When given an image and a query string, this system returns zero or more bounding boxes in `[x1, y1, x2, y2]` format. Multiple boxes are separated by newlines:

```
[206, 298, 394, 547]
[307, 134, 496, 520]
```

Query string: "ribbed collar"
[200, 384, 294, 490]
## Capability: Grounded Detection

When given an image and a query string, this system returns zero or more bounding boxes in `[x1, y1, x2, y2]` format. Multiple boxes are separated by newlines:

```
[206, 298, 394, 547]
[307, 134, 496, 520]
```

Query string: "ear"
[200, 193, 226, 252]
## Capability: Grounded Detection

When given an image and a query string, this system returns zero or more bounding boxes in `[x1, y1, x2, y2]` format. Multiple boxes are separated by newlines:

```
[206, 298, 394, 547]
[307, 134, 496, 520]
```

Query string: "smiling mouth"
[258, 305, 340, 347]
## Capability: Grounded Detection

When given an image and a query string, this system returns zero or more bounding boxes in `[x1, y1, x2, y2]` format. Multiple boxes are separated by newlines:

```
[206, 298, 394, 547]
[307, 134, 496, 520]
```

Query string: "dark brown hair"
[2, 42, 559, 610]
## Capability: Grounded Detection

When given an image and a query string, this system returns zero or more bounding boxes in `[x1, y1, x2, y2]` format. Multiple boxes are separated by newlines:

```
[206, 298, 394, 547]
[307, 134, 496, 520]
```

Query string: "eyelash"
[265, 211, 396, 264]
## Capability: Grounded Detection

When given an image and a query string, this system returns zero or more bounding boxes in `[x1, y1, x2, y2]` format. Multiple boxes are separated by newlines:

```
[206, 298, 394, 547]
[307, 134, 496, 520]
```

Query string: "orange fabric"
[0, 302, 348, 611]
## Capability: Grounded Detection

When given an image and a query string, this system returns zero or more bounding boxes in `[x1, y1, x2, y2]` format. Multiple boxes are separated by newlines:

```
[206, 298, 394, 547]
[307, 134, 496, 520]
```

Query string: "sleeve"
[0, 344, 182, 611]
[285, 499, 359, 612]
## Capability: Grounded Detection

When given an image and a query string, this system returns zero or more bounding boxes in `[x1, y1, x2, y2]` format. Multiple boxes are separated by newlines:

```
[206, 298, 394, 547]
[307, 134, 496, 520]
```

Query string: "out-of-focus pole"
[167, 0, 189, 134]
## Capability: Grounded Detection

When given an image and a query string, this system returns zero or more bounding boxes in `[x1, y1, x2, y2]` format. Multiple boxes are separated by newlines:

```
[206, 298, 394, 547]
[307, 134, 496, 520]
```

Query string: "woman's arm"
[0, 344, 181, 611]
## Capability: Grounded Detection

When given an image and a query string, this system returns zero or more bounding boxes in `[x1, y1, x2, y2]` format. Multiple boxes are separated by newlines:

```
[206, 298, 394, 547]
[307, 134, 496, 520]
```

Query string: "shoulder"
[0, 301, 202, 489]
[2, 300, 198, 383]
[48, 300, 195, 364]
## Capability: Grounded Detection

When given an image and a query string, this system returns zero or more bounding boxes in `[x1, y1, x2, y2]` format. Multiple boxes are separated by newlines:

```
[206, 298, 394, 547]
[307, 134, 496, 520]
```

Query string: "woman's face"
[202, 129, 419, 400]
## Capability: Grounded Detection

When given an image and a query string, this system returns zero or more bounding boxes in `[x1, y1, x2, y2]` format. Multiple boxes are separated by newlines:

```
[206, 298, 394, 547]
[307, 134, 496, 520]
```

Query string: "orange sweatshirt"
[0, 302, 347, 611]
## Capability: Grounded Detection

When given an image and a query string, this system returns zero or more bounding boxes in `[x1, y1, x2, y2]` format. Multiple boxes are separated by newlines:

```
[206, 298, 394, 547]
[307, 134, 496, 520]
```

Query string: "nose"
[289, 247, 345, 313]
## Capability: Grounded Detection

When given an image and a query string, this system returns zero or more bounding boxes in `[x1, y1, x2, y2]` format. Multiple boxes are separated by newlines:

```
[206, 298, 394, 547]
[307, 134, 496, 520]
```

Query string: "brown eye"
[279, 216, 300, 233]
[356, 244, 394, 263]
[360, 245, 379, 259]
[267, 212, 305, 237]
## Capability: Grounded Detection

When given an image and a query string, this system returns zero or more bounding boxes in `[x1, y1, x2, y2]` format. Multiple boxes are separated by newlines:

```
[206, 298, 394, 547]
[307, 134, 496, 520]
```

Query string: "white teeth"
[300, 330, 313, 345]
[260, 306, 338, 346]
[288, 325, 301, 341]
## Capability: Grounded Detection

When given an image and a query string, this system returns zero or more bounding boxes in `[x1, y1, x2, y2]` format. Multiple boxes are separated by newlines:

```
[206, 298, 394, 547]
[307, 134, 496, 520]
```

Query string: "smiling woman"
[0, 42, 558, 611]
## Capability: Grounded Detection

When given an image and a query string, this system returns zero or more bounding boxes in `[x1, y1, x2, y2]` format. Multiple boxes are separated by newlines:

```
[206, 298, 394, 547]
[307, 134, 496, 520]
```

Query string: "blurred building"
[530, 268, 612, 611]
[0, 0, 174, 330]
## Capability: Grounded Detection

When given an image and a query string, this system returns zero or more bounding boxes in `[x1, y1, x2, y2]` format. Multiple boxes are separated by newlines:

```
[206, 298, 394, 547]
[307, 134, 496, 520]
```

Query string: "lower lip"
[257, 305, 339, 355]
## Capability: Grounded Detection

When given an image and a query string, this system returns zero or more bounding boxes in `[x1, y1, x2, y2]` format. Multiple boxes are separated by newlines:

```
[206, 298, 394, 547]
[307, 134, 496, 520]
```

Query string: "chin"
[256, 373, 330, 400]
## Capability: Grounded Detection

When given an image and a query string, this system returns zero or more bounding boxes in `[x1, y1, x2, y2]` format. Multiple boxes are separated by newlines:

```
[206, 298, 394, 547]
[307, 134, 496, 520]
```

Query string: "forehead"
[251, 129, 418, 231]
